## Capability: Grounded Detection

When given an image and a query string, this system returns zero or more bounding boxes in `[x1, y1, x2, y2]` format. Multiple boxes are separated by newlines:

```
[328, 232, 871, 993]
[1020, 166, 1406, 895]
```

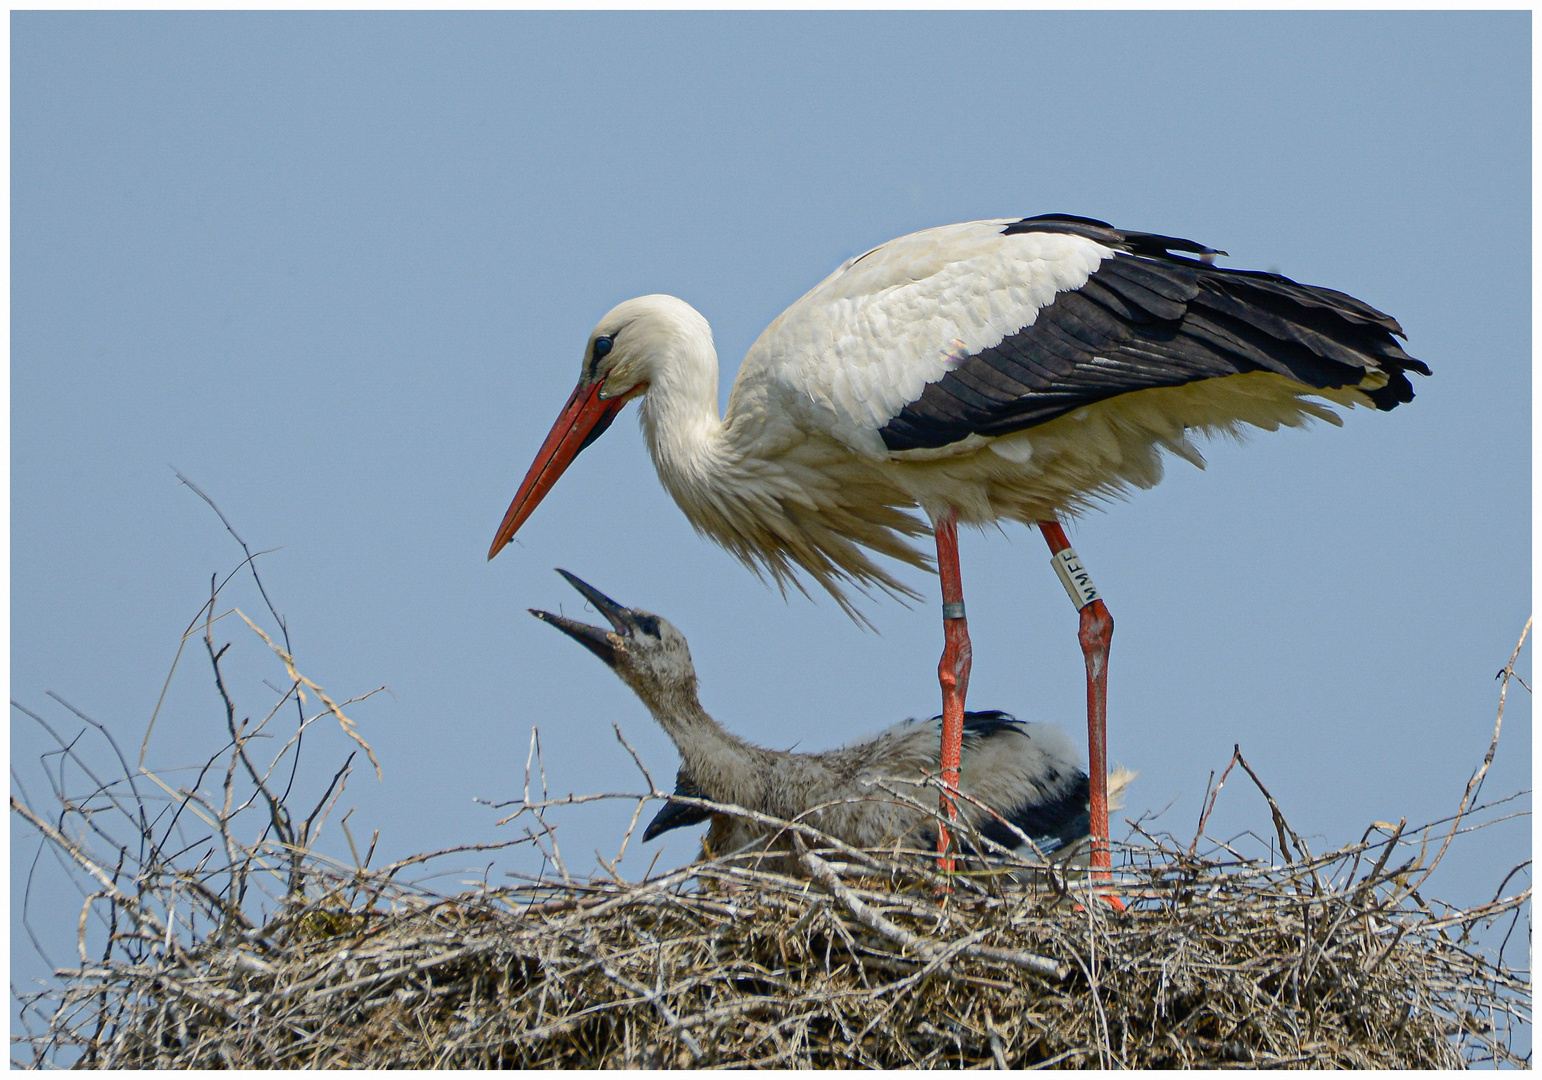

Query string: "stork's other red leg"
[933, 510, 972, 872]
[1039, 520, 1114, 887]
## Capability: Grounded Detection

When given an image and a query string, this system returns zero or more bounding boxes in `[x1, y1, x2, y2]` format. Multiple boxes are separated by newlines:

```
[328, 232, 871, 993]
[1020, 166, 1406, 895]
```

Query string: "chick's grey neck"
[622, 671, 775, 812]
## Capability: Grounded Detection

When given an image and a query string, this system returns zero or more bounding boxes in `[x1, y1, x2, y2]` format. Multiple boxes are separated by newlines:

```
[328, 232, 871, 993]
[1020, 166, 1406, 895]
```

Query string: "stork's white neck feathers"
[628, 299, 734, 505]
[604, 296, 930, 617]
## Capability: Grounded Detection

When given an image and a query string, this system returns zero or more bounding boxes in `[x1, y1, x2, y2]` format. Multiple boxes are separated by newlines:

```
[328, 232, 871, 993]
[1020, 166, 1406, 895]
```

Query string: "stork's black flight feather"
[642, 772, 714, 841]
[879, 214, 1429, 452]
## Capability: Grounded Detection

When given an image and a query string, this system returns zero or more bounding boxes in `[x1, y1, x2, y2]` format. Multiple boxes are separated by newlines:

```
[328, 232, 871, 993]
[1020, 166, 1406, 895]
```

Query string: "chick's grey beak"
[555, 569, 636, 635]
[529, 608, 624, 668]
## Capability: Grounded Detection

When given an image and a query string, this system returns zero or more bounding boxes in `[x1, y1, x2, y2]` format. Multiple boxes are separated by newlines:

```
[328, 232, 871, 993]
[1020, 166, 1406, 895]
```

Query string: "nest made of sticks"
[11, 524, 1531, 1069]
[15, 737, 1531, 1069]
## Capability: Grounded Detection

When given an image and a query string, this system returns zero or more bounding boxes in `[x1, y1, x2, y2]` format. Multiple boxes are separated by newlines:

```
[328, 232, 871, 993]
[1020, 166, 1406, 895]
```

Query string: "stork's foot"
[1073, 893, 1127, 913]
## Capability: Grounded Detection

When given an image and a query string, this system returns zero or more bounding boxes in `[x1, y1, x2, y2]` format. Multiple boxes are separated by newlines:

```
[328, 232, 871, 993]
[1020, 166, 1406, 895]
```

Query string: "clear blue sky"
[12, 11, 1530, 1018]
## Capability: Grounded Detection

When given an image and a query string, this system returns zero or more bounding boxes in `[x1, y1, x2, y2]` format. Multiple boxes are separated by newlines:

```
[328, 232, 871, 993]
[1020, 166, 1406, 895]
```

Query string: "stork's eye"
[593, 336, 614, 361]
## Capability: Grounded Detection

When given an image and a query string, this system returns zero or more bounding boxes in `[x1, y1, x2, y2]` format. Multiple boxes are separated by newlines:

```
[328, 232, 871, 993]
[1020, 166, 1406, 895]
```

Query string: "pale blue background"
[13, 11, 1530, 1037]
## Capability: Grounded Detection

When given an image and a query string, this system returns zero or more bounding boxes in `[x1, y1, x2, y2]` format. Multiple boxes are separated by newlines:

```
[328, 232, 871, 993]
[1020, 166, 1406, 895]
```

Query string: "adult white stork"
[489, 214, 1427, 873]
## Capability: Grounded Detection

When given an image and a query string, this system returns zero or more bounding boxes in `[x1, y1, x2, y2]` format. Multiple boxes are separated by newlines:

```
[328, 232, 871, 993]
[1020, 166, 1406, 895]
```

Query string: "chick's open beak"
[527, 569, 638, 668]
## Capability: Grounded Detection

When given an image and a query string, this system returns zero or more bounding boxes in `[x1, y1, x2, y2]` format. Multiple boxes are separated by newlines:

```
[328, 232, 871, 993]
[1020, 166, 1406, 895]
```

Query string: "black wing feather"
[976, 772, 1091, 855]
[642, 771, 714, 841]
[957, 709, 1024, 738]
[879, 215, 1428, 452]
[914, 708, 1094, 857]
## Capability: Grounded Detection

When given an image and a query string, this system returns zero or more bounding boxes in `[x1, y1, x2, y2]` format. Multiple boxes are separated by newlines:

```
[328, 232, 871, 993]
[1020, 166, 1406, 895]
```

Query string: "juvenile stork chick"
[531, 570, 1131, 861]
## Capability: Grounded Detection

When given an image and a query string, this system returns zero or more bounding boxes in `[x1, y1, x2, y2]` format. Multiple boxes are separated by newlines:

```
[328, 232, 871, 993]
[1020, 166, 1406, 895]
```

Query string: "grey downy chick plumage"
[531, 570, 1131, 862]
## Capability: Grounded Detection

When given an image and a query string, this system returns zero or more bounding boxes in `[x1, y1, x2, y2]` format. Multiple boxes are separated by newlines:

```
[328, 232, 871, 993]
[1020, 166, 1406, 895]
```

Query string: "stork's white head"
[529, 569, 698, 702]
[583, 294, 712, 401]
[488, 295, 712, 560]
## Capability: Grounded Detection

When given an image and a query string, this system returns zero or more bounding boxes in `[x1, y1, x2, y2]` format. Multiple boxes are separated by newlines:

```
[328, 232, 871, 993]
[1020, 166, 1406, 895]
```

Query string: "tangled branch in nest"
[9, 512, 1531, 1068]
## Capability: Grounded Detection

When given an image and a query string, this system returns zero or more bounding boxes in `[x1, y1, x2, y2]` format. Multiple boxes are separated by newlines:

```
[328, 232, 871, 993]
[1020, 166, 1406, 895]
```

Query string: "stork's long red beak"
[488, 380, 633, 559]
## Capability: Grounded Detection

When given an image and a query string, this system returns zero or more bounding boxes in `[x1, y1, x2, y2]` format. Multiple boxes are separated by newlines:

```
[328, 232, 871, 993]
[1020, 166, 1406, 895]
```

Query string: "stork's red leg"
[933, 509, 972, 872]
[1039, 520, 1115, 893]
